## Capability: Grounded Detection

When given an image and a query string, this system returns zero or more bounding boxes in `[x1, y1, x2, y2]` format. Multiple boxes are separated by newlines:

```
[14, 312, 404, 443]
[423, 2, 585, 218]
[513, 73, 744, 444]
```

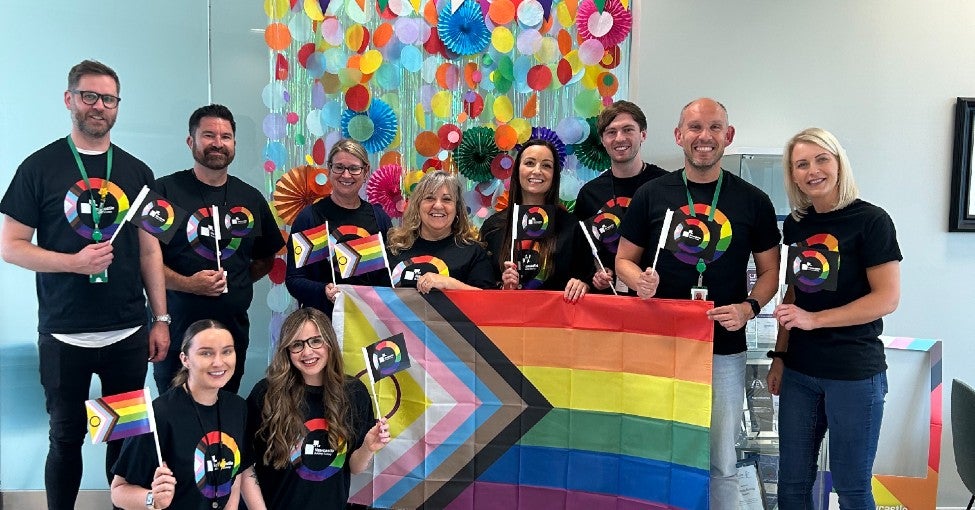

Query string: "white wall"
[633, 1, 975, 505]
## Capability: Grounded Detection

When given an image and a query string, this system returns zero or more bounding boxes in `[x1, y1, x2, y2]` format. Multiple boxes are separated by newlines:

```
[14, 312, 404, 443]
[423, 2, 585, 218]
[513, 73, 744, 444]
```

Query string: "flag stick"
[650, 209, 674, 272]
[378, 234, 394, 285]
[509, 204, 519, 264]
[325, 222, 339, 286]
[211, 205, 223, 273]
[143, 387, 163, 467]
[109, 185, 150, 245]
[362, 346, 382, 419]
[577, 221, 617, 296]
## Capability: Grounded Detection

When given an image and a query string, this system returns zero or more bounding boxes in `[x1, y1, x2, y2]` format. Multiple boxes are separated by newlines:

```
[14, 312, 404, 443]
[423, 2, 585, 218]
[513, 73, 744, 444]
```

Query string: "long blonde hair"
[387, 170, 480, 254]
[783, 127, 859, 221]
[257, 308, 353, 469]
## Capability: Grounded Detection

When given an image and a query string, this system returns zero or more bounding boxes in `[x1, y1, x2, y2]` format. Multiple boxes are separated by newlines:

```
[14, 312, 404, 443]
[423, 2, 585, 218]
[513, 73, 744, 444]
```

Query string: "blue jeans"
[777, 367, 887, 510]
[711, 352, 746, 510]
[38, 330, 148, 510]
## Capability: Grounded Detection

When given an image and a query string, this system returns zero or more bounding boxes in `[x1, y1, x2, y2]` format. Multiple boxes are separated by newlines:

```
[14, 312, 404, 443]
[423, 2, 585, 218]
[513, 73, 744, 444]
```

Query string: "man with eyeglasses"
[574, 100, 668, 294]
[151, 104, 284, 395]
[0, 59, 170, 509]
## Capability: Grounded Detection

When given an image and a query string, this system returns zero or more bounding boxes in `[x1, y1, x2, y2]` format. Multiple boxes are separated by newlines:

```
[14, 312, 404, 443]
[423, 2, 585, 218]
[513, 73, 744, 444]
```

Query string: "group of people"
[0, 59, 901, 510]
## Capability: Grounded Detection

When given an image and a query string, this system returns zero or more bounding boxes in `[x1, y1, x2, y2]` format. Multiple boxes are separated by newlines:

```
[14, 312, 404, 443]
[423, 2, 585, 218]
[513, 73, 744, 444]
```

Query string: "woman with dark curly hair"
[241, 307, 389, 510]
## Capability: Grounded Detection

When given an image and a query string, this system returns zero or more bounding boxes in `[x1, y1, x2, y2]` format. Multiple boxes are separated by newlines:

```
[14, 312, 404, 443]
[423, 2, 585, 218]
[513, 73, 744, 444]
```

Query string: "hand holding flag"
[577, 220, 617, 296]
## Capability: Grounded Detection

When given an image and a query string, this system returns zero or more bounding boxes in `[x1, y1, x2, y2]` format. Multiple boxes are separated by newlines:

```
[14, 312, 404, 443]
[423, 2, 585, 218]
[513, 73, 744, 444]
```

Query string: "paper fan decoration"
[455, 126, 502, 183]
[438, 0, 491, 56]
[273, 165, 332, 225]
[341, 98, 397, 153]
[517, 126, 568, 168]
[572, 116, 611, 171]
[576, 0, 632, 48]
[366, 163, 405, 219]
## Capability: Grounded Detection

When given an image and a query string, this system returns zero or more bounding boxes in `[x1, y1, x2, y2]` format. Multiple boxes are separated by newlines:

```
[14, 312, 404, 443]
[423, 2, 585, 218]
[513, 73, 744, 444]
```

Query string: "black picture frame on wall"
[950, 97, 975, 231]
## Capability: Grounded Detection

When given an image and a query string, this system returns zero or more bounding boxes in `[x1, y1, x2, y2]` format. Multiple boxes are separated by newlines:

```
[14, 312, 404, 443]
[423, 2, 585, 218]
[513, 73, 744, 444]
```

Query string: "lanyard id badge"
[67, 136, 114, 284]
[681, 170, 723, 301]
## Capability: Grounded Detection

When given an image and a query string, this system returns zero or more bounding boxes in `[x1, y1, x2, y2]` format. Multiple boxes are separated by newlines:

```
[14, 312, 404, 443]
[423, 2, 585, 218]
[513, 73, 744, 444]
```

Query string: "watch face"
[146, 491, 154, 506]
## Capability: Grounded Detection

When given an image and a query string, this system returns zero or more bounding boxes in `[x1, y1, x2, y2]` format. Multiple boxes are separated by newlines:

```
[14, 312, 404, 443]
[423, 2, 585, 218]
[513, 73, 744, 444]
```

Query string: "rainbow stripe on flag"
[292, 222, 331, 269]
[334, 233, 387, 278]
[333, 286, 713, 509]
[85, 388, 155, 444]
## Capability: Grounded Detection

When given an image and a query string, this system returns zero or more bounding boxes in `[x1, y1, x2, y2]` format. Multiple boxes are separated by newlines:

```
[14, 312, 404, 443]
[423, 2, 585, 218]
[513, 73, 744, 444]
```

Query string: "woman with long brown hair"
[241, 307, 389, 510]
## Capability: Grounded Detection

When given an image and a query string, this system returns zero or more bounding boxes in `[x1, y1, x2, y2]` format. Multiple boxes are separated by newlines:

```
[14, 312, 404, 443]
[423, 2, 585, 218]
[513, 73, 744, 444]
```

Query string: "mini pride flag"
[334, 233, 389, 279]
[85, 388, 155, 444]
[363, 332, 411, 383]
[292, 222, 331, 269]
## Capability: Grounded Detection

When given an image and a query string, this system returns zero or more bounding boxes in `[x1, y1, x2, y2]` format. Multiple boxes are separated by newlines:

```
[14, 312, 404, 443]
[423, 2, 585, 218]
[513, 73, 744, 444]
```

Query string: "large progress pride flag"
[333, 286, 714, 509]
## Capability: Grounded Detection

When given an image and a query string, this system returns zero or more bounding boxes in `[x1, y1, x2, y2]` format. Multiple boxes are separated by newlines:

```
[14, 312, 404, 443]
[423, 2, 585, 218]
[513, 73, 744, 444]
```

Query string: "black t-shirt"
[245, 377, 374, 510]
[113, 387, 248, 510]
[574, 162, 668, 272]
[620, 169, 781, 354]
[0, 138, 154, 334]
[783, 200, 902, 380]
[480, 207, 594, 290]
[285, 196, 392, 315]
[389, 236, 495, 289]
[156, 169, 284, 333]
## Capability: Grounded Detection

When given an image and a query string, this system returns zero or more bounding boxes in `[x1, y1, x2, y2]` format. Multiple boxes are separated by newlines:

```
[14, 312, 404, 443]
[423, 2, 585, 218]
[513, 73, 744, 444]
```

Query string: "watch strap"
[744, 298, 761, 318]
[766, 350, 787, 360]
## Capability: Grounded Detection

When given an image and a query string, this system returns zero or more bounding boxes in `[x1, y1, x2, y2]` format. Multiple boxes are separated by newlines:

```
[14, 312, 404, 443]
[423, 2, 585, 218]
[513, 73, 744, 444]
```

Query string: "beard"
[73, 109, 116, 139]
[192, 143, 235, 171]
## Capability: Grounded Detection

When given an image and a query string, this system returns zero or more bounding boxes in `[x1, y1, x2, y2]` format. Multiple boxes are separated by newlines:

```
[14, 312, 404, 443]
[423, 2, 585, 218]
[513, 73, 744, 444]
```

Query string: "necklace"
[184, 384, 224, 509]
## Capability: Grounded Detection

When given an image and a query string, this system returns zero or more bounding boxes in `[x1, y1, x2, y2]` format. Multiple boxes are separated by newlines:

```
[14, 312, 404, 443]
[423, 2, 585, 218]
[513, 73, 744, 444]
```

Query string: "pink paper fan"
[575, 0, 632, 49]
[366, 163, 405, 219]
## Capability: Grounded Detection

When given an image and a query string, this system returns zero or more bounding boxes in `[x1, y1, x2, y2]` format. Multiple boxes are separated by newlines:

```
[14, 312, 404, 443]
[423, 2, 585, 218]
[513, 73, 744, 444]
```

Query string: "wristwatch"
[145, 490, 155, 509]
[744, 298, 761, 318]
[153, 314, 172, 325]
[766, 350, 787, 360]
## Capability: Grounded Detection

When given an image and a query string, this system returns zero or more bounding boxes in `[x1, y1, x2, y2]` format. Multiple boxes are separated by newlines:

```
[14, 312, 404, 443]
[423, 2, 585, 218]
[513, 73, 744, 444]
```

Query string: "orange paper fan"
[273, 165, 332, 225]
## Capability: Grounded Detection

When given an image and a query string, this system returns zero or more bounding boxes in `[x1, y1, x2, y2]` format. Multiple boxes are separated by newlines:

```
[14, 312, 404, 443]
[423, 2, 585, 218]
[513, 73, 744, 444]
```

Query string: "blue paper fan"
[516, 126, 568, 168]
[340, 98, 397, 153]
[437, 0, 491, 57]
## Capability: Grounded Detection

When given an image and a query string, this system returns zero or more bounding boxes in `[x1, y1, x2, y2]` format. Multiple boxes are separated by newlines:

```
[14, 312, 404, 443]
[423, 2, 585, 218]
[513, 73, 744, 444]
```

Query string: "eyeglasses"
[287, 336, 326, 353]
[70, 90, 121, 109]
[329, 163, 366, 176]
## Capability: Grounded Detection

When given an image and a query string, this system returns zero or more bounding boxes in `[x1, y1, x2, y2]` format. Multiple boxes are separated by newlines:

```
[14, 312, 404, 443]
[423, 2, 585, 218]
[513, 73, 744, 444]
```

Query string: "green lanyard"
[66, 135, 113, 241]
[681, 169, 723, 280]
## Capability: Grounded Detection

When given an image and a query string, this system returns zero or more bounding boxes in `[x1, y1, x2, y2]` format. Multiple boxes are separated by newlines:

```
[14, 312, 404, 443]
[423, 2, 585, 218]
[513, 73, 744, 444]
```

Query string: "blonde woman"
[387, 170, 494, 291]
[768, 128, 901, 509]
[285, 139, 393, 315]
[241, 307, 389, 510]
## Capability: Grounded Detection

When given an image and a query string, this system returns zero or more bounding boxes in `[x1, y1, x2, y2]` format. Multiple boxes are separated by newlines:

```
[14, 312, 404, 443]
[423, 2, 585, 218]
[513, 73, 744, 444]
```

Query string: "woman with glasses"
[767, 128, 901, 508]
[241, 307, 389, 510]
[285, 139, 393, 316]
[479, 139, 593, 301]
[111, 320, 248, 510]
[386, 170, 495, 292]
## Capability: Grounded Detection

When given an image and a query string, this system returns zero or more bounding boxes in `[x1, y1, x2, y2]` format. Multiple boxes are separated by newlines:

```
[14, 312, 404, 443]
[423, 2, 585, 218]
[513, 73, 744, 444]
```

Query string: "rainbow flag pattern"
[333, 286, 714, 509]
[292, 222, 331, 269]
[85, 388, 155, 444]
[334, 233, 387, 278]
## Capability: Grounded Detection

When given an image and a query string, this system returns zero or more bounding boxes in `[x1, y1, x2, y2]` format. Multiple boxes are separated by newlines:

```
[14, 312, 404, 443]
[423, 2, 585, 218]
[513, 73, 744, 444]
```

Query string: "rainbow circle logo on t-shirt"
[391, 255, 450, 286]
[63, 178, 129, 240]
[290, 418, 347, 481]
[193, 431, 241, 499]
[672, 203, 732, 265]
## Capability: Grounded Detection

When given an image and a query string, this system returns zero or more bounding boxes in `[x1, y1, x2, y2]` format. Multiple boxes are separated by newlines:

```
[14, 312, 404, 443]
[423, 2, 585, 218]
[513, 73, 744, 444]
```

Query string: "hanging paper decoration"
[272, 165, 332, 224]
[455, 126, 502, 183]
[576, 0, 632, 48]
[340, 98, 397, 153]
[366, 163, 405, 219]
[520, 126, 567, 168]
[572, 116, 611, 172]
[438, 0, 491, 56]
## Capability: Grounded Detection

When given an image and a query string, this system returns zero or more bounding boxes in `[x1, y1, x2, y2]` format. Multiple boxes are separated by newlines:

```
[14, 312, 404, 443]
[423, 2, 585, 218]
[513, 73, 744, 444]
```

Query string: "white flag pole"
[211, 205, 223, 273]
[362, 346, 382, 419]
[109, 185, 150, 245]
[650, 209, 674, 272]
[577, 221, 617, 296]
[143, 387, 163, 467]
